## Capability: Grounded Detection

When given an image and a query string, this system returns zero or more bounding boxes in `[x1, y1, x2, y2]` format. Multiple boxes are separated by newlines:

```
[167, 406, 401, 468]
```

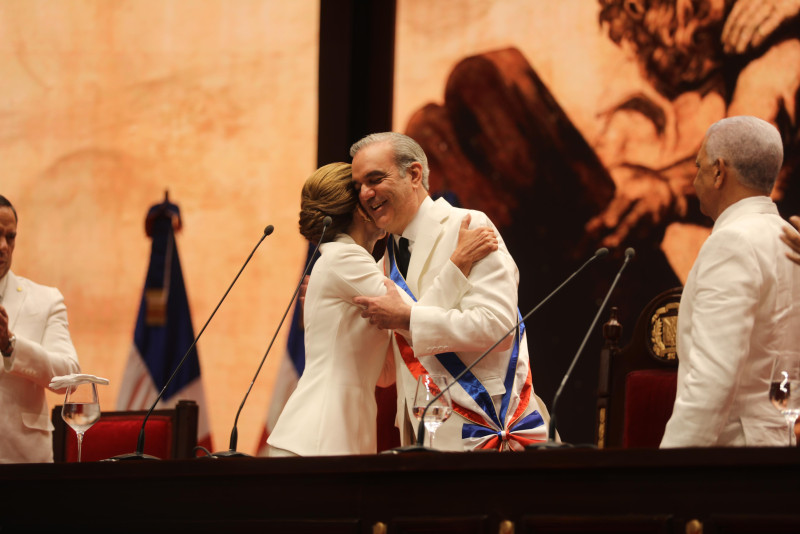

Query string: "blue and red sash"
[386, 237, 546, 450]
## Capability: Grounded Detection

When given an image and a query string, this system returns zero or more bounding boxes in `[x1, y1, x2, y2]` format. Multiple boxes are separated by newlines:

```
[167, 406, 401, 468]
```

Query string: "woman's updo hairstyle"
[299, 162, 358, 244]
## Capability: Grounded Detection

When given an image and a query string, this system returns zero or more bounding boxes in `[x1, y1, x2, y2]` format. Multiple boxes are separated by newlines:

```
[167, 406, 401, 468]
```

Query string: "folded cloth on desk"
[49, 373, 110, 390]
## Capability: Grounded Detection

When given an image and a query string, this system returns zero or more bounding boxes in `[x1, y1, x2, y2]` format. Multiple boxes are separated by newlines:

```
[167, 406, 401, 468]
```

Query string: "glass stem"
[790, 418, 798, 447]
[77, 432, 84, 463]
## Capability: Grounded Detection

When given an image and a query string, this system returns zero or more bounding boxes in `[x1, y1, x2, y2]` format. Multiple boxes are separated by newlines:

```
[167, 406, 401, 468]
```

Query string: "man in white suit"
[661, 116, 800, 448]
[0, 195, 81, 463]
[351, 133, 548, 451]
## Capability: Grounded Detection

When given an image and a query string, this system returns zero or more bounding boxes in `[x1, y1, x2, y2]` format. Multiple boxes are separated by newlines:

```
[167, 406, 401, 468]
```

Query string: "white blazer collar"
[713, 195, 778, 233]
[403, 196, 453, 294]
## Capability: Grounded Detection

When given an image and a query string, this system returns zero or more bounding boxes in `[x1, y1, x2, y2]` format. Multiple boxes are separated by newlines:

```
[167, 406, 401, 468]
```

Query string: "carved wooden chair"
[596, 287, 681, 448]
[52, 399, 199, 461]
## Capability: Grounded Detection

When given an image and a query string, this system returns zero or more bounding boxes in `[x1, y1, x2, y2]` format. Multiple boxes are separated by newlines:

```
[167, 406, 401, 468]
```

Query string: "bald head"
[704, 116, 784, 195]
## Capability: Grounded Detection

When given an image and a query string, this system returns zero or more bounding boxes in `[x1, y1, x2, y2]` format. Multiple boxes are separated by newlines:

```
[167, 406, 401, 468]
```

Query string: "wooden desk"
[2, 446, 799, 533]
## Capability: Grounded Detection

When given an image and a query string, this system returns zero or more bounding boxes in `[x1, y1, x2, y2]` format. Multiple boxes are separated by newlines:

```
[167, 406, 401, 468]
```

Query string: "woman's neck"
[347, 223, 377, 253]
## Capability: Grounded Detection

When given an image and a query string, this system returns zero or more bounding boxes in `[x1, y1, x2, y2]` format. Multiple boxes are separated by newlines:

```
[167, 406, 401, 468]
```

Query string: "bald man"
[661, 116, 800, 448]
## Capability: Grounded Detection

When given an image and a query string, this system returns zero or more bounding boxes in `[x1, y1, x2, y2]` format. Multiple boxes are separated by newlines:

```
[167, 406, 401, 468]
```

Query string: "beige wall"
[2, 0, 319, 455]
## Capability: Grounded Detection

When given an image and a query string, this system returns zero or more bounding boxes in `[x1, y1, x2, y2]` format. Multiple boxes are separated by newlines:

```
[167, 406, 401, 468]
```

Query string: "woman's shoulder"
[320, 238, 370, 256]
[317, 239, 376, 272]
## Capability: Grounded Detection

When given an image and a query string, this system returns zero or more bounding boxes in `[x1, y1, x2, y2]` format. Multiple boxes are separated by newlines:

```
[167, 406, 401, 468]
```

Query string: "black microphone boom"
[108, 225, 274, 461]
[211, 216, 332, 457]
[532, 247, 635, 449]
[390, 247, 609, 452]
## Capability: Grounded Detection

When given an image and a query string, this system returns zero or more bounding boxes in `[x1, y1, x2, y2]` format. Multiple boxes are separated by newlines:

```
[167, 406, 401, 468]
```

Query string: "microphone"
[209, 216, 332, 457]
[388, 247, 609, 452]
[108, 224, 275, 461]
[531, 247, 635, 449]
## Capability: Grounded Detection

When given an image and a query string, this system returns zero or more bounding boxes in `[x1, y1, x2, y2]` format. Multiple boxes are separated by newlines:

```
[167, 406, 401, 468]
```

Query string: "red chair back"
[52, 400, 198, 461]
[596, 287, 681, 448]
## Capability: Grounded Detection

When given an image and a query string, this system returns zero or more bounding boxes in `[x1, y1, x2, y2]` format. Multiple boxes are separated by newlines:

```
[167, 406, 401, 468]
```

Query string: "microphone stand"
[107, 225, 274, 461]
[387, 248, 609, 453]
[209, 217, 332, 457]
[529, 247, 635, 450]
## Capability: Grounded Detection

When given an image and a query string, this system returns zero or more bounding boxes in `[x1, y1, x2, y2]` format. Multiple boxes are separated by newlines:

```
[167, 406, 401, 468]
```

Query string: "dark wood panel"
[389, 516, 489, 534]
[706, 515, 800, 534]
[2, 447, 799, 533]
[317, 0, 396, 166]
[520, 515, 673, 534]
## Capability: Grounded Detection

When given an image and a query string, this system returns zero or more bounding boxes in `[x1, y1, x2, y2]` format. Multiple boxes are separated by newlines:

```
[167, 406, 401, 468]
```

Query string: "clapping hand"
[0, 305, 10, 353]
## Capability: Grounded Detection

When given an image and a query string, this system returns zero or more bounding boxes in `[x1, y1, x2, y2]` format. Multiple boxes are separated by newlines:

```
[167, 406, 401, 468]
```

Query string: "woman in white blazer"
[266, 163, 496, 456]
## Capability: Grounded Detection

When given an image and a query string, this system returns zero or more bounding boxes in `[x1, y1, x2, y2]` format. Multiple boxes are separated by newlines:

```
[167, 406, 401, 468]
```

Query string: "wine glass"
[769, 353, 800, 446]
[412, 374, 453, 449]
[61, 382, 101, 462]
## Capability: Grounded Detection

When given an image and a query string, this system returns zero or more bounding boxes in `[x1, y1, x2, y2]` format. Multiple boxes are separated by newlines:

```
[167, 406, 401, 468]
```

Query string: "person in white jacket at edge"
[0, 194, 81, 463]
[661, 116, 800, 448]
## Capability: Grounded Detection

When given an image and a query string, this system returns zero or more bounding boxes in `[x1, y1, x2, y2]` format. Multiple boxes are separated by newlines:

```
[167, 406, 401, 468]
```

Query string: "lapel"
[2, 271, 27, 331]
[406, 198, 451, 297]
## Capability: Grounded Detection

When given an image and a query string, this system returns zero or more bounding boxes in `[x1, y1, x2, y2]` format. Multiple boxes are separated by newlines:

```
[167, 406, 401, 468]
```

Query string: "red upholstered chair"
[596, 287, 681, 449]
[51, 399, 199, 462]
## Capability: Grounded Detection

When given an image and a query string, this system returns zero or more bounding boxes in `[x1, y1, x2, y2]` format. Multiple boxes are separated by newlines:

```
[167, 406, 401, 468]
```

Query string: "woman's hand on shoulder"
[450, 213, 498, 277]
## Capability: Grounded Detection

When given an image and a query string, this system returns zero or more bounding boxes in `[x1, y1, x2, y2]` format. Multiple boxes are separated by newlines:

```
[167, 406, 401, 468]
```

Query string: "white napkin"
[49, 373, 110, 390]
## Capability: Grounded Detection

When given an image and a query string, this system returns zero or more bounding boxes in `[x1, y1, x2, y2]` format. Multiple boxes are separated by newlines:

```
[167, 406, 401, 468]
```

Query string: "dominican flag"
[117, 195, 213, 451]
[255, 242, 316, 456]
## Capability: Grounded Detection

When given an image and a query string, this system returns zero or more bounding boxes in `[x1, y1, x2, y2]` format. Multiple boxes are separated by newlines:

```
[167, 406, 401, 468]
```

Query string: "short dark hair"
[0, 195, 17, 222]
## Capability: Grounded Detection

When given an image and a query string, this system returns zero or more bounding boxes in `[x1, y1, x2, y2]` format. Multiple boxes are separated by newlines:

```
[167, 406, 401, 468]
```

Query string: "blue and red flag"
[117, 194, 213, 451]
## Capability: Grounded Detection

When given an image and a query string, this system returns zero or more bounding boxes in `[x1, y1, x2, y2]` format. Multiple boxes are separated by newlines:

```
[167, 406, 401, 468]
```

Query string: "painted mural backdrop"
[395, 0, 800, 443]
[1, 0, 318, 454]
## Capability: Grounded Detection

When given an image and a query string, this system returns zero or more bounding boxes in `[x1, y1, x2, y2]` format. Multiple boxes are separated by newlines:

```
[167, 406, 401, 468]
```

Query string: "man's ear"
[407, 162, 424, 186]
[714, 158, 726, 189]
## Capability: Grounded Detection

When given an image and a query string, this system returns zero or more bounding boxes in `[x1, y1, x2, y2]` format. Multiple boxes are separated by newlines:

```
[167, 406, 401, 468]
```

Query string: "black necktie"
[396, 237, 411, 278]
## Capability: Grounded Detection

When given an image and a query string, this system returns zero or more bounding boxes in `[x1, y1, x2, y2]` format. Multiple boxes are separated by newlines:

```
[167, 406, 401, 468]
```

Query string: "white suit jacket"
[389, 197, 545, 451]
[0, 271, 80, 463]
[661, 197, 800, 447]
[267, 234, 467, 456]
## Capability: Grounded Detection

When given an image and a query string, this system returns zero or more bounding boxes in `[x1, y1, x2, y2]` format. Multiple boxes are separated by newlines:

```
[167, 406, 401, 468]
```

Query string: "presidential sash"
[386, 236, 547, 450]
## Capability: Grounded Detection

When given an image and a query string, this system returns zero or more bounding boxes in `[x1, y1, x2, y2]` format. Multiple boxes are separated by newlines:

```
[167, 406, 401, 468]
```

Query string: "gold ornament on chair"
[649, 301, 679, 362]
